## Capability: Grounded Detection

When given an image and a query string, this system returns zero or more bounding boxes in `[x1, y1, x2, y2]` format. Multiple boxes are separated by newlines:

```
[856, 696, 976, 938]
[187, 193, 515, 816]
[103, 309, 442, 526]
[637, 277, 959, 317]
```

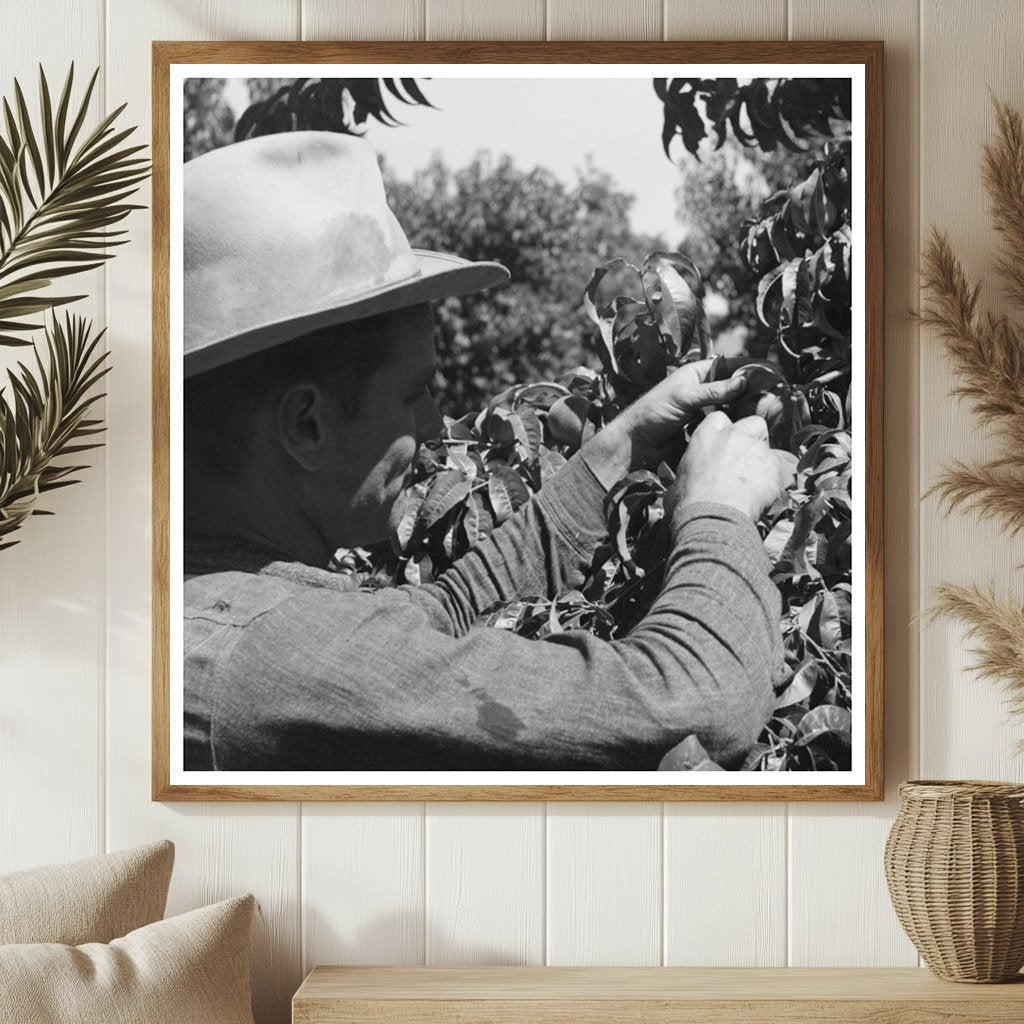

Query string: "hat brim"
[184, 249, 509, 378]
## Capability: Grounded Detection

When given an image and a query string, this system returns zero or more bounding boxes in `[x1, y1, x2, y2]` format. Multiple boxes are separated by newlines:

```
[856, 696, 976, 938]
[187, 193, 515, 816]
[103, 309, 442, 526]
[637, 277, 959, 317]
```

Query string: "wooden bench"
[293, 965, 1024, 1022]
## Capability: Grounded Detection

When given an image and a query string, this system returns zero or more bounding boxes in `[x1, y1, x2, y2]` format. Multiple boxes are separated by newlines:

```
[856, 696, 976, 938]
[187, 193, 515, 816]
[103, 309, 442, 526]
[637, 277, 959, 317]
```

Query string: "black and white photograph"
[161, 51, 878, 797]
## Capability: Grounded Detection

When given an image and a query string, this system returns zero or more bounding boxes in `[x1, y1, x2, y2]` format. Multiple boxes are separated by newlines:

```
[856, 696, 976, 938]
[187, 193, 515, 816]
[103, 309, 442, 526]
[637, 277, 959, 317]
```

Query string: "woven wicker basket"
[884, 780, 1024, 983]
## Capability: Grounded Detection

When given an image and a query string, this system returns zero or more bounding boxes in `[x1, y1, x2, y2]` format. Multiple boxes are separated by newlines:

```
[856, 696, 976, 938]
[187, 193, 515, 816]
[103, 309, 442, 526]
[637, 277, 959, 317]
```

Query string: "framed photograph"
[153, 41, 883, 801]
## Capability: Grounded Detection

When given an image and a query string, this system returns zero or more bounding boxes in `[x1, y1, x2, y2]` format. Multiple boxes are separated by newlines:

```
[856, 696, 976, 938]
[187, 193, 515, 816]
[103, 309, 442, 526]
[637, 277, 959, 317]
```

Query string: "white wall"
[2, 2, 1022, 1022]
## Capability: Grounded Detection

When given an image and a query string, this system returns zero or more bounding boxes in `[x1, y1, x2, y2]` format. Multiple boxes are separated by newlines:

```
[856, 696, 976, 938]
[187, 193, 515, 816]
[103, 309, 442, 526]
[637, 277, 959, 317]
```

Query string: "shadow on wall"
[301, 904, 533, 973]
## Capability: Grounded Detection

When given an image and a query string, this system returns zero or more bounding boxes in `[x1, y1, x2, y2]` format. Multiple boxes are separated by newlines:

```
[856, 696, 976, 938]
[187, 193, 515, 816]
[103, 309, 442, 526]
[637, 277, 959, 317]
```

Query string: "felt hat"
[183, 131, 509, 378]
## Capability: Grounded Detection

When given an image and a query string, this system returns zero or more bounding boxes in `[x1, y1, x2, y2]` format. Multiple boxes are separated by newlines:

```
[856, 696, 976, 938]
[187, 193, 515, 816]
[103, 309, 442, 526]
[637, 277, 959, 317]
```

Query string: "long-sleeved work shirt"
[183, 453, 783, 771]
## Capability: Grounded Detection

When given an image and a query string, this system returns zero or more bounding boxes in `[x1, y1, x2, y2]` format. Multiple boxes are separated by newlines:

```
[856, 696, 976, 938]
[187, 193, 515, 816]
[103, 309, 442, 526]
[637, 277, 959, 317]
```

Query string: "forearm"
[439, 500, 783, 766]
[441, 502, 781, 768]
[214, 502, 780, 771]
[607, 501, 783, 765]
[371, 479, 781, 766]
[408, 451, 609, 635]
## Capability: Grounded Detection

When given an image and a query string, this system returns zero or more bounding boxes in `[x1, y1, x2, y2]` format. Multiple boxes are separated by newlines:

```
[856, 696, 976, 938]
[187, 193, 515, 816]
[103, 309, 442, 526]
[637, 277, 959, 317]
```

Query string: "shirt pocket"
[184, 571, 296, 633]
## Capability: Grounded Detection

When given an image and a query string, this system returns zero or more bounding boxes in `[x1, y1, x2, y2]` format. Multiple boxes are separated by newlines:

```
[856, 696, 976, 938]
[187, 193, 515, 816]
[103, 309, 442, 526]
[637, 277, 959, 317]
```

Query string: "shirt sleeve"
[211, 464, 784, 771]
[398, 451, 612, 635]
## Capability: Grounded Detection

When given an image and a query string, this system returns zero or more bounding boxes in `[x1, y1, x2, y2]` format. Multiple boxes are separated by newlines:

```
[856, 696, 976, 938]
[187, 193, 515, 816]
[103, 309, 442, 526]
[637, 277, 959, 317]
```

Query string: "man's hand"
[581, 359, 745, 490]
[672, 411, 797, 522]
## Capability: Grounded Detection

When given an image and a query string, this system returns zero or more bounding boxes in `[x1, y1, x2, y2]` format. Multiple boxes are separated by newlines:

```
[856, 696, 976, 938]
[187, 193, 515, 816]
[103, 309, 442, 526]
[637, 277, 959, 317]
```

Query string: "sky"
[224, 76, 686, 239]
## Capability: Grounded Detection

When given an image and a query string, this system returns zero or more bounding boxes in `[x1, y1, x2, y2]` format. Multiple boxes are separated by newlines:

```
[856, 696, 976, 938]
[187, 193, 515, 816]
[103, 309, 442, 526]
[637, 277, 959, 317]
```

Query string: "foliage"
[183, 78, 234, 161]
[655, 77, 851, 160]
[383, 154, 667, 415]
[182, 77, 433, 161]
[333, 80, 856, 772]
[0, 64, 148, 346]
[675, 141, 804, 338]
[383, 253, 708, 603]
[0, 314, 109, 550]
[0, 64, 147, 549]
[342, 212, 853, 772]
[920, 98, 1024, 732]
[931, 584, 1024, 744]
[234, 77, 433, 143]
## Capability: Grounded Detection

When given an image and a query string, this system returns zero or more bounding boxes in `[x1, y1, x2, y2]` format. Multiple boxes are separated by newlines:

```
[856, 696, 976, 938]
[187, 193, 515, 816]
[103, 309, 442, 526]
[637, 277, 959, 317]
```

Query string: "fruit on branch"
[723, 360, 786, 413]
[710, 356, 808, 447]
[547, 394, 595, 450]
[736, 383, 788, 431]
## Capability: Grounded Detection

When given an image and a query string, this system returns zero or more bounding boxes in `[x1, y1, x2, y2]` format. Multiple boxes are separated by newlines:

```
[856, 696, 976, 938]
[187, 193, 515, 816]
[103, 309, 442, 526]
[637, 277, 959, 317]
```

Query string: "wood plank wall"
[4, 2, 1023, 1022]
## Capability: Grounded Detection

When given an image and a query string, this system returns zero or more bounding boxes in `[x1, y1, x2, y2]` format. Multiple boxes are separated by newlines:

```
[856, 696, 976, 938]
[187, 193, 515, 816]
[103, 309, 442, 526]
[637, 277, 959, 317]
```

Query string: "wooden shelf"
[293, 966, 1024, 1023]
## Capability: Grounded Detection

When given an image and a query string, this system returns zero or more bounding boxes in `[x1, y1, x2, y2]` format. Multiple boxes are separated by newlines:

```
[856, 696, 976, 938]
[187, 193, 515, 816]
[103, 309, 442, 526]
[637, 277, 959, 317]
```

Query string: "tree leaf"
[795, 704, 852, 744]
[487, 471, 515, 525]
[775, 658, 824, 709]
[488, 464, 531, 513]
[658, 734, 726, 771]
[755, 260, 790, 328]
[417, 470, 472, 529]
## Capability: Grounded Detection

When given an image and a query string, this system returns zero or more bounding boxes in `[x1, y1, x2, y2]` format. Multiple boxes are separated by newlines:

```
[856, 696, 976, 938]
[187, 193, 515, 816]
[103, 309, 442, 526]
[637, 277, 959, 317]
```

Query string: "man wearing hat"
[183, 131, 794, 772]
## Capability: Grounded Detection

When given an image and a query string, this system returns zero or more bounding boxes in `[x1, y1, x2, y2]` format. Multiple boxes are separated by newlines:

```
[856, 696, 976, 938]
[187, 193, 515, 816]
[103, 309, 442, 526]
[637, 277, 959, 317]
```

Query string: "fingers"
[686, 376, 746, 408]
[773, 449, 799, 488]
[670, 357, 715, 384]
[733, 415, 769, 442]
[695, 408, 732, 433]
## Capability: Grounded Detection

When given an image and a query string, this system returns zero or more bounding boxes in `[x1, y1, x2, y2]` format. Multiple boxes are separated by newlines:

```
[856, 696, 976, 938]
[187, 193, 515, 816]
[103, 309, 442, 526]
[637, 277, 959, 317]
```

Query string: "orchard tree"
[675, 141, 804, 339]
[656, 77, 851, 159]
[234, 77, 433, 140]
[366, 79, 857, 771]
[657, 75, 855, 770]
[183, 77, 433, 160]
[183, 79, 234, 161]
[382, 153, 667, 414]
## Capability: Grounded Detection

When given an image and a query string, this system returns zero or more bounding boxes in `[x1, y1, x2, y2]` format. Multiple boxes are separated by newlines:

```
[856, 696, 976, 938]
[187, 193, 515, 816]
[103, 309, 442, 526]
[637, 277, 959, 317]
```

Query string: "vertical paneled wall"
[787, 0, 920, 968]
[917, 0, 1024, 779]
[104, 8, 302, 1021]
[0, 0, 107, 874]
[4, 2, 1022, 1022]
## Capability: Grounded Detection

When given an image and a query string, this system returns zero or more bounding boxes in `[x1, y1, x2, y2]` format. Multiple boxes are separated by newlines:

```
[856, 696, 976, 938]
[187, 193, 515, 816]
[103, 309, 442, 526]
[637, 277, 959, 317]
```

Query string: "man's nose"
[417, 393, 444, 444]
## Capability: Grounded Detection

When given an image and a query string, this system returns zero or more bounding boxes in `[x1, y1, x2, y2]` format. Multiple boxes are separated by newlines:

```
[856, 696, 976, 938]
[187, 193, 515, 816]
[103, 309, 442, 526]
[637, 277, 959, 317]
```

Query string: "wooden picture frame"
[153, 40, 883, 801]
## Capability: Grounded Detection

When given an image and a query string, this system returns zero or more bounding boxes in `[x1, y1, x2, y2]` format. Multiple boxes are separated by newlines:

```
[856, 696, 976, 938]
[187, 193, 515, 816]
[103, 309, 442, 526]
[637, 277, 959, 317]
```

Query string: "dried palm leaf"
[0, 313, 109, 549]
[0, 64, 149, 346]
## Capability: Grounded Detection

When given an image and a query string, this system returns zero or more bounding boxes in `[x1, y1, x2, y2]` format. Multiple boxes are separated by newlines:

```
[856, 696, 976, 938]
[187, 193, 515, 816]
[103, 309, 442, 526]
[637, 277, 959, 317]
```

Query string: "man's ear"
[276, 383, 329, 472]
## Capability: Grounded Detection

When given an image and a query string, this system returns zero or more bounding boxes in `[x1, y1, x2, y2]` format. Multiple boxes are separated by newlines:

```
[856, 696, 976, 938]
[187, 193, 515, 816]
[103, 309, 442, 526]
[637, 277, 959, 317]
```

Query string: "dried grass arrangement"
[919, 97, 1024, 730]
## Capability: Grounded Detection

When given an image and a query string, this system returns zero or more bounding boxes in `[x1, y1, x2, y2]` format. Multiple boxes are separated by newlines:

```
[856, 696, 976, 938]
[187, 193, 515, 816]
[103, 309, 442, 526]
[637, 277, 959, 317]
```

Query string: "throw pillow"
[0, 893, 256, 1024]
[0, 840, 174, 945]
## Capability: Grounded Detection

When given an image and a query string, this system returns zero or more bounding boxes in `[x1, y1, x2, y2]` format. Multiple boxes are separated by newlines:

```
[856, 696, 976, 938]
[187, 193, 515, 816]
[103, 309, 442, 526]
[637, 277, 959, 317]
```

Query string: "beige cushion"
[0, 894, 256, 1024]
[0, 840, 174, 945]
